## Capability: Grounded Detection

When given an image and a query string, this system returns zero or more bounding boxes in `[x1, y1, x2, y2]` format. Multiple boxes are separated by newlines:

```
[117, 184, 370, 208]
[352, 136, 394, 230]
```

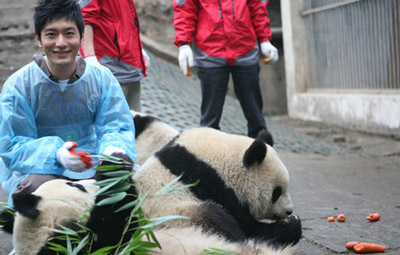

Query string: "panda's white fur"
[133, 126, 301, 247]
[132, 111, 179, 165]
[2, 151, 298, 255]
[154, 227, 297, 255]
[12, 179, 98, 255]
[5, 179, 297, 255]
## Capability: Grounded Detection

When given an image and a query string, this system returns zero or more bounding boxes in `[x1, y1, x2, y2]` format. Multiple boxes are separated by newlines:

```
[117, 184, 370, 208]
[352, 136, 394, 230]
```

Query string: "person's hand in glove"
[56, 141, 93, 172]
[178, 44, 194, 76]
[103, 145, 125, 156]
[142, 49, 150, 69]
[99, 146, 133, 172]
[84, 55, 101, 66]
[260, 41, 279, 65]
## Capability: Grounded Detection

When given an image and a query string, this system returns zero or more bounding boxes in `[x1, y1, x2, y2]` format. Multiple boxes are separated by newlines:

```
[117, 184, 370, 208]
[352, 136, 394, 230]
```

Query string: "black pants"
[197, 64, 266, 138]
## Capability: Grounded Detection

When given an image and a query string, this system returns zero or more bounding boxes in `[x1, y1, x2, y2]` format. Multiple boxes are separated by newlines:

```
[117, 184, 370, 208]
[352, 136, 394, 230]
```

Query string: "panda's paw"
[0, 208, 15, 234]
[271, 214, 302, 247]
[96, 152, 134, 180]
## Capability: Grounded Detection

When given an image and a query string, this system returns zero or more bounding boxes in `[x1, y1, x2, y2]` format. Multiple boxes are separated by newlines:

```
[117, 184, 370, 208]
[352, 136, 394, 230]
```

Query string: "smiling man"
[0, 0, 137, 207]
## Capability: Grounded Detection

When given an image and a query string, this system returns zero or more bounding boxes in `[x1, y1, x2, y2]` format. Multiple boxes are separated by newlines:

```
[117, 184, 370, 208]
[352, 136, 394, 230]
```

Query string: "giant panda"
[134, 126, 302, 247]
[0, 153, 297, 255]
[132, 111, 179, 165]
[0, 152, 138, 255]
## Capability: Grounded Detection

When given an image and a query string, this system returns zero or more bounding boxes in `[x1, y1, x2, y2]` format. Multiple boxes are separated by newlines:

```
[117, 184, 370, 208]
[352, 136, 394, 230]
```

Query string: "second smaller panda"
[132, 111, 179, 165]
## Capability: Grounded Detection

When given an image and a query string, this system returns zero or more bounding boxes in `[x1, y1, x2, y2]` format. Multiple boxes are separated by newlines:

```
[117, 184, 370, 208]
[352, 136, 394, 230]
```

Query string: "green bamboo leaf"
[95, 179, 122, 197]
[141, 215, 188, 229]
[52, 223, 79, 236]
[101, 170, 132, 177]
[99, 153, 123, 162]
[114, 199, 138, 212]
[95, 176, 123, 186]
[204, 248, 239, 255]
[103, 182, 132, 195]
[45, 242, 68, 253]
[88, 245, 117, 255]
[155, 175, 182, 195]
[71, 235, 89, 255]
[95, 165, 125, 171]
[96, 192, 127, 206]
[66, 235, 73, 254]
[148, 230, 161, 248]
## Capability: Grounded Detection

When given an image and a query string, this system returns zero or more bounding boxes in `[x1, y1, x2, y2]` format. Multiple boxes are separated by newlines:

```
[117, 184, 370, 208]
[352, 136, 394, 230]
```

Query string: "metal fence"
[302, 0, 400, 90]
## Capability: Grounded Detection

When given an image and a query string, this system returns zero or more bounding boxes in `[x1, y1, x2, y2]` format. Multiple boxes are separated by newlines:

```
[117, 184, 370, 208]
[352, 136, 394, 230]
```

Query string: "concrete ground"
[1, 49, 399, 254]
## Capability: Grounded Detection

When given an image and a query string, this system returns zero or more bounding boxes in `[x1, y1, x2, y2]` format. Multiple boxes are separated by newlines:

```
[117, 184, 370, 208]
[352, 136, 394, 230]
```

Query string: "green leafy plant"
[45, 154, 189, 255]
[204, 248, 239, 255]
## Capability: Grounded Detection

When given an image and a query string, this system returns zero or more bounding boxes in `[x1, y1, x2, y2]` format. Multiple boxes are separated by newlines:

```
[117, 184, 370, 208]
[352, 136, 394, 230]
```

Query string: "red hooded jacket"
[173, 0, 272, 67]
[79, 0, 147, 83]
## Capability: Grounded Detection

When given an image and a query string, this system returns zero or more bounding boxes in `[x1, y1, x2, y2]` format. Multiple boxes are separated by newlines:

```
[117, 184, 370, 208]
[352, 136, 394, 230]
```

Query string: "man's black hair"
[34, 0, 85, 41]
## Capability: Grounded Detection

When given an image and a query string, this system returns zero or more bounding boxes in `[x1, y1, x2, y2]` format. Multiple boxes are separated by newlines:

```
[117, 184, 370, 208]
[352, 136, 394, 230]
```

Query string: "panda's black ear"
[243, 140, 267, 167]
[133, 114, 157, 138]
[12, 193, 41, 220]
[256, 129, 274, 147]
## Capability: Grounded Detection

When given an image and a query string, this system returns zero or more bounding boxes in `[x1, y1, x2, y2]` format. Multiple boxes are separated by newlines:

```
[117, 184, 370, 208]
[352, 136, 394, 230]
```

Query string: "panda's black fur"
[132, 111, 180, 165]
[0, 151, 299, 255]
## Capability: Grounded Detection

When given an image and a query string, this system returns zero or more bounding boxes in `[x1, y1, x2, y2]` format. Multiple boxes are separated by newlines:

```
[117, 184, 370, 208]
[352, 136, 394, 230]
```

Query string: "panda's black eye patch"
[66, 182, 87, 193]
[272, 187, 282, 203]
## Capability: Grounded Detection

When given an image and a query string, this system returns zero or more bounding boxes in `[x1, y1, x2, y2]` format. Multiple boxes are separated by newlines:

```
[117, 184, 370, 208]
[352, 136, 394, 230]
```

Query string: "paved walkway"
[141, 51, 349, 157]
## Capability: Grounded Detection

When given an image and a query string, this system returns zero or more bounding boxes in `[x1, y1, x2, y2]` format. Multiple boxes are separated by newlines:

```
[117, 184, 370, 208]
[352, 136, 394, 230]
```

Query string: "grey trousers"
[121, 81, 141, 112]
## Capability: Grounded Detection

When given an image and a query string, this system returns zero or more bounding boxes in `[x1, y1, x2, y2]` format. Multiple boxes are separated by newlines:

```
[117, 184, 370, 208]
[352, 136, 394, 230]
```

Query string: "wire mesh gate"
[302, 0, 400, 90]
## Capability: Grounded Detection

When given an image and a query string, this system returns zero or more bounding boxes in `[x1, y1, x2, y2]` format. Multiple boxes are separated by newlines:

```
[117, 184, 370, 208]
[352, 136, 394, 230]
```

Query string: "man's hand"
[142, 49, 150, 69]
[103, 145, 125, 156]
[56, 142, 92, 172]
[178, 45, 194, 76]
[85, 55, 101, 66]
[260, 41, 279, 64]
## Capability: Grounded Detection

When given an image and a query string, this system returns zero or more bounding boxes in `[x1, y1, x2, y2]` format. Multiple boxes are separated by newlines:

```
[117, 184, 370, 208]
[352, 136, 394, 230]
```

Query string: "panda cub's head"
[2, 179, 98, 255]
[132, 111, 179, 165]
[165, 127, 294, 221]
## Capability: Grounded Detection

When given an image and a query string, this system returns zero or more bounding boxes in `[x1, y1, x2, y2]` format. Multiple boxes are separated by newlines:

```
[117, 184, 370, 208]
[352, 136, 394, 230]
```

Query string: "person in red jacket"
[173, 0, 279, 138]
[79, 0, 149, 112]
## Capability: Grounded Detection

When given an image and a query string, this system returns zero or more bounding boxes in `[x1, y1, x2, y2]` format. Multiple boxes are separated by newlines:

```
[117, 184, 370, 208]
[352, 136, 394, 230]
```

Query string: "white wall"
[281, 0, 400, 135]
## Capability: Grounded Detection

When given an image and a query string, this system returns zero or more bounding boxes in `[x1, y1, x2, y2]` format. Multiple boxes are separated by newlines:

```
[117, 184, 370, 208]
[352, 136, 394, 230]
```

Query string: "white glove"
[57, 142, 92, 172]
[260, 41, 279, 64]
[85, 55, 100, 66]
[103, 146, 125, 156]
[178, 45, 194, 76]
[142, 49, 150, 69]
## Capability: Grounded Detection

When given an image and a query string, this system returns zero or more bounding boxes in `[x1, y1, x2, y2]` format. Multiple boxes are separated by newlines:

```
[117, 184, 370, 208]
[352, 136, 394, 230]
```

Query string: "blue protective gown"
[0, 60, 136, 204]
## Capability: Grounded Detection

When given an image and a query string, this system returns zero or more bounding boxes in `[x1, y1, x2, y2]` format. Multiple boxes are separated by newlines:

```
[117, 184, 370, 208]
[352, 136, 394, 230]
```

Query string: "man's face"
[36, 18, 82, 70]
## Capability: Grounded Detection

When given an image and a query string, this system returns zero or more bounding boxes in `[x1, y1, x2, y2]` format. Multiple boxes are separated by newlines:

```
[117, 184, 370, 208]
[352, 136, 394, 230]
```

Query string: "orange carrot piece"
[186, 63, 192, 77]
[327, 216, 335, 222]
[353, 242, 386, 253]
[366, 213, 380, 222]
[337, 214, 346, 222]
[263, 57, 272, 65]
[346, 241, 359, 250]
